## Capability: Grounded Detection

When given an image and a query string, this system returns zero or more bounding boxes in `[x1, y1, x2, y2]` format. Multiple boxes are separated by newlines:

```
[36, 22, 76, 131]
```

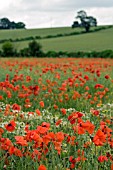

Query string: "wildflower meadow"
[0, 58, 113, 170]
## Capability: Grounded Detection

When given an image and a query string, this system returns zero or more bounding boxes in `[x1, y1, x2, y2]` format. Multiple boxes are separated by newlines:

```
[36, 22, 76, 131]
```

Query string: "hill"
[0, 26, 113, 52]
[0, 27, 84, 40]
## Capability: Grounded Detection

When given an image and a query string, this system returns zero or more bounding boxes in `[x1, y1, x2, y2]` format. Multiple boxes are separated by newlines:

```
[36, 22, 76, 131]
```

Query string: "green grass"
[12, 27, 113, 52]
[0, 27, 84, 40]
[41, 27, 113, 52]
[0, 26, 113, 52]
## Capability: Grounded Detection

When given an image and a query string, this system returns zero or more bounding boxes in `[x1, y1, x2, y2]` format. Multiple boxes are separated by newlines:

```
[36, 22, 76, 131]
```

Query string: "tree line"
[0, 40, 42, 57]
[0, 17, 26, 29]
[0, 10, 96, 31]
[0, 40, 113, 59]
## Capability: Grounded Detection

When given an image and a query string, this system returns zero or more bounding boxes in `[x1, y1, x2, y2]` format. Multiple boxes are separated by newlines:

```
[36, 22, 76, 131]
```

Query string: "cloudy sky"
[0, 0, 113, 28]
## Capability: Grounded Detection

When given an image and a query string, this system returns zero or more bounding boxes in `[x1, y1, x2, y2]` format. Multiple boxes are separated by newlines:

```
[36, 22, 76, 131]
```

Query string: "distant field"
[40, 27, 113, 52]
[14, 27, 113, 52]
[0, 27, 85, 40]
[0, 26, 113, 52]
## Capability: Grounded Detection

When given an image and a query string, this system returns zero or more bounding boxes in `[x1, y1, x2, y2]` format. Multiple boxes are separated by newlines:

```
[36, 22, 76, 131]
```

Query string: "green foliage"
[15, 22, 26, 29]
[19, 40, 43, 57]
[0, 26, 113, 57]
[1, 41, 16, 57]
[0, 40, 43, 57]
[1, 26, 111, 53]
[28, 40, 43, 57]
[0, 17, 25, 29]
[0, 25, 110, 45]
[74, 10, 97, 32]
[45, 50, 113, 58]
[40, 27, 113, 53]
[20, 48, 30, 57]
[46, 51, 58, 58]
[0, 26, 92, 41]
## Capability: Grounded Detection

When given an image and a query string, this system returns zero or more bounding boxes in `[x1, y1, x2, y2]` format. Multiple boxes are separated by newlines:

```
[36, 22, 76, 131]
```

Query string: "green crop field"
[0, 27, 85, 40]
[14, 27, 113, 52]
[40, 27, 113, 52]
[0, 26, 113, 52]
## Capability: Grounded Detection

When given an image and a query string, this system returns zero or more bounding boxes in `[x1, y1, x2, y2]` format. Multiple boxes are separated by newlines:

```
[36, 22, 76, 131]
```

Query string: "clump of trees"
[0, 17, 26, 29]
[20, 40, 43, 57]
[0, 40, 43, 57]
[72, 10, 97, 32]
[0, 40, 113, 58]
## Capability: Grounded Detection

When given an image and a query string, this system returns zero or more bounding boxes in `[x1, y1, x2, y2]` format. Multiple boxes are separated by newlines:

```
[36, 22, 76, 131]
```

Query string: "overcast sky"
[0, 0, 113, 28]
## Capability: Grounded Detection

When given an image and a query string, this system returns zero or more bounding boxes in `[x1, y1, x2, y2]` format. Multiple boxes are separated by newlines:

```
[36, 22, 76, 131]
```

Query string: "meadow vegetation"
[0, 26, 113, 53]
[0, 58, 113, 170]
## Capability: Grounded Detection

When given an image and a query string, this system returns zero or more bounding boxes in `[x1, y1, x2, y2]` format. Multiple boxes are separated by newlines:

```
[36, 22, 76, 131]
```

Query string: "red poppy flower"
[5, 120, 16, 132]
[84, 75, 89, 81]
[111, 163, 113, 170]
[1, 138, 13, 150]
[15, 136, 28, 146]
[61, 108, 66, 115]
[35, 109, 41, 116]
[55, 119, 62, 126]
[54, 104, 58, 109]
[0, 128, 4, 138]
[93, 129, 106, 146]
[105, 75, 110, 79]
[41, 122, 50, 129]
[13, 147, 23, 157]
[12, 103, 21, 111]
[37, 126, 48, 134]
[38, 164, 47, 170]
[0, 95, 3, 100]
[68, 112, 83, 124]
[90, 108, 99, 116]
[55, 132, 64, 142]
[80, 120, 95, 134]
[98, 155, 108, 162]
[39, 101, 44, 108]
[94, 84, 104, 89]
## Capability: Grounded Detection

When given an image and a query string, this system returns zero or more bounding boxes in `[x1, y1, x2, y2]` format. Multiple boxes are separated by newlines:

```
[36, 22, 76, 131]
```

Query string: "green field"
[41, 27, 113, 52]
[0, 26, 113, 52]
[0, 27, 84, 40]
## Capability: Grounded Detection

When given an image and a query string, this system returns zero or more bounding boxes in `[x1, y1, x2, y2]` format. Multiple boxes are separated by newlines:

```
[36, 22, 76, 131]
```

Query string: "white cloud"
[0, 0, 113, 28]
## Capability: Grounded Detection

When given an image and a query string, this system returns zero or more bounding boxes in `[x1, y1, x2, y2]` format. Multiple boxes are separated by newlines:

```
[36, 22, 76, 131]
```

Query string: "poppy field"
[0, 58, 113, 170]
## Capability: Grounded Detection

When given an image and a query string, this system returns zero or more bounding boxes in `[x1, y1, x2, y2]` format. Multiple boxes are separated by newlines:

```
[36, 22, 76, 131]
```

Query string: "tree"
[15, 22, 26, 29]
[73, 10, 97, 32]
[72, 21, 79, 28]
[87, 16, 97, 27]
[2, 41, 16, 57]
[0, 17, 26, 29]
[10, 21, 16, 29]
[0, 18, 11, 29]
[20, 48, 30, 57]
[77, 10, 87, 20]
[28, 40, 43, 57]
